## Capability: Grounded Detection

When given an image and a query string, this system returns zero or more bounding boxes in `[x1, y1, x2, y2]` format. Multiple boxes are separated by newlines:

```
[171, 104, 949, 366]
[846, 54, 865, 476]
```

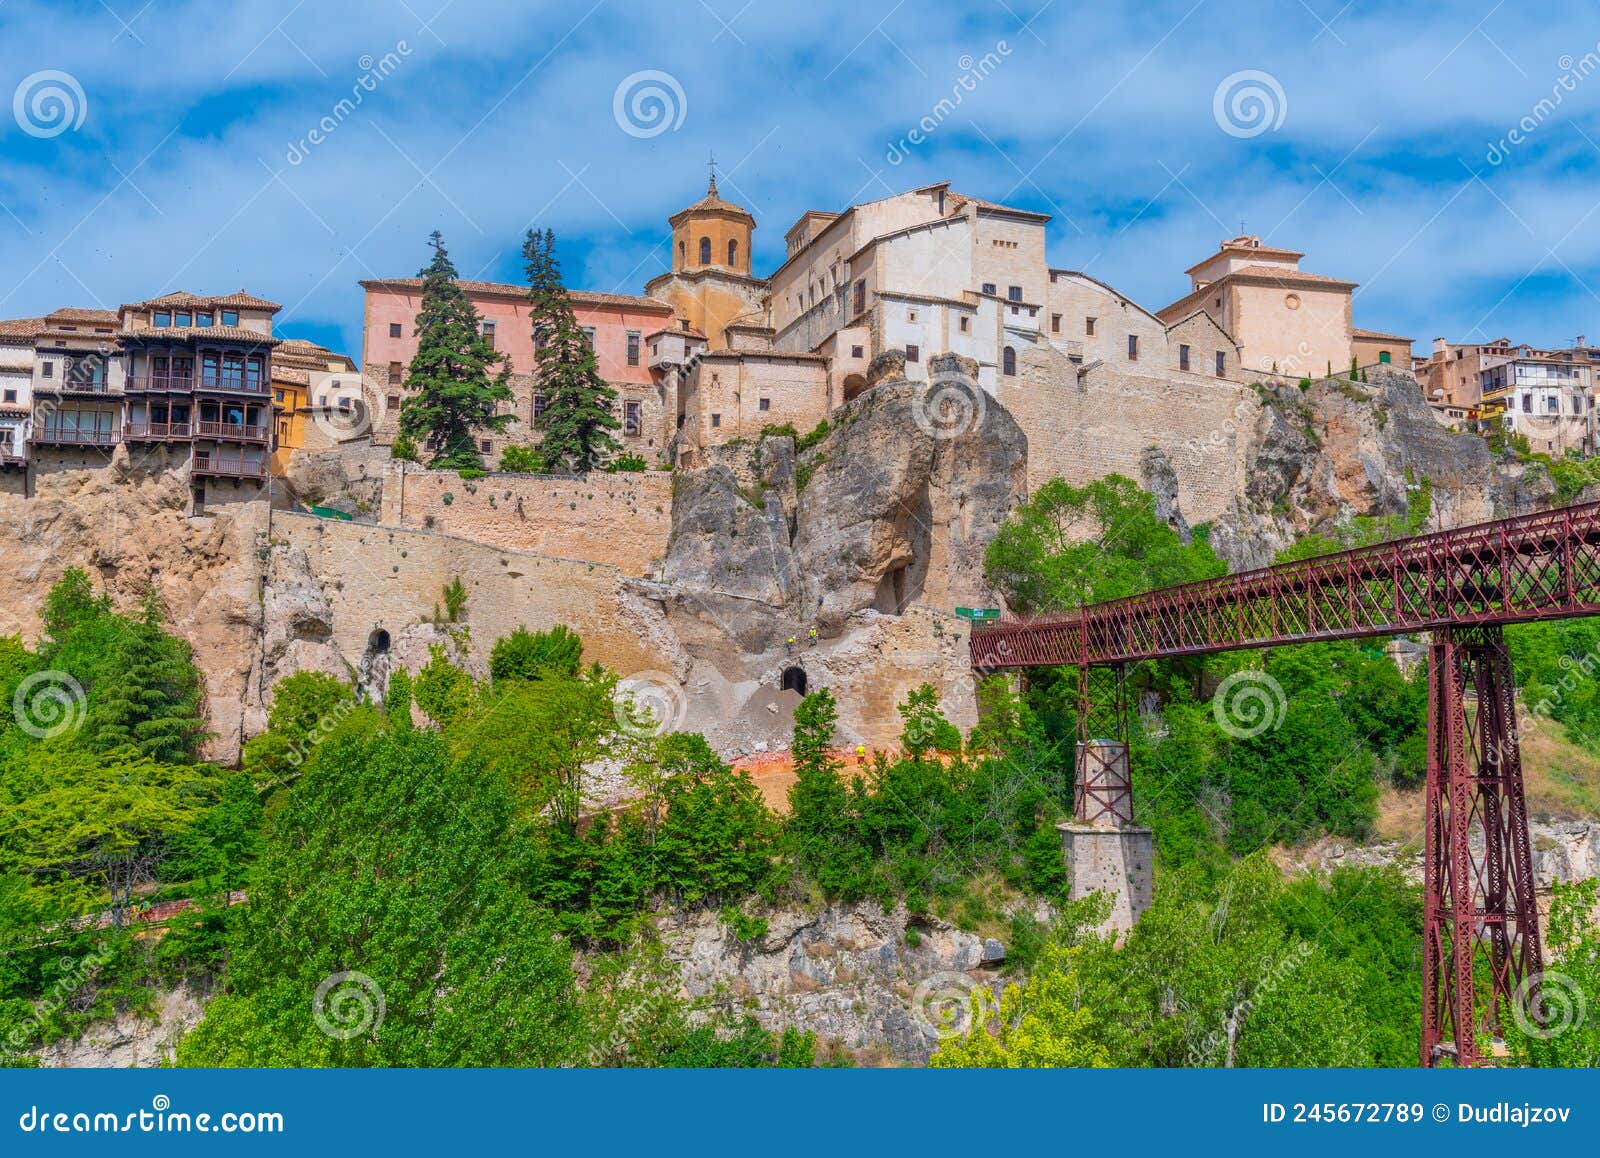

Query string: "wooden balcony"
[34, 380, 112, 397]
[30, 427, 118, 447]
[192, 452, 267, 480]
[124, 422, 192, 441]
[0, 448, 26, 467]
[196, 420, 269, 443]
[123, 375, 195, 393]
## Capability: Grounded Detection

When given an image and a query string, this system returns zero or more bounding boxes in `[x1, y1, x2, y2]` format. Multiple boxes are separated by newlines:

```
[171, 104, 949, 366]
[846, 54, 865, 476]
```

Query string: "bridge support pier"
[1061, 664, 1152, 932]
[1422, 625, 1544, 1067]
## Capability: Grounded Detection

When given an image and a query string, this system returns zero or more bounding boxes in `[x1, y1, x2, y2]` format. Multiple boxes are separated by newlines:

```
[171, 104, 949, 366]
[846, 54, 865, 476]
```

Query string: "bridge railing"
[971, 499, 1600, 668]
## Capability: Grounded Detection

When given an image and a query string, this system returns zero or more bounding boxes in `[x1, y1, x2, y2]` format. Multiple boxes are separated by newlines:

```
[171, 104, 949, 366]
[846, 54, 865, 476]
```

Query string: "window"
[482, 321, 496, 347]
[41, 362, 52, 378]
[627, 331, 640, 366]
[388, 361, 403, 384]
[387, 394, 400, 410]
[533, 393, 547, 421]
[679, 241, 686, 264]
[1085, 317, 1096, 336]
[959, 316, 970, 333]
[153, 311, 171, 328]
[699, 237, 711, 265]
[1008, 285, 1022, 302]
[1521, 395, 1532, 413]
[624, 401, 642, 435]
[852, 281, 865, 315]
[221, 310, 238, 327]
[2, 389, 14, 403]
[389, 323, 403, 338]
[1215, 351, 1226, 377]
[728, 239, 738, 266]
[711, 413, 721, 428]
[174, 311, 191, 327]
[1127, 334, 1139, 361]
[759, 398, 770, 411]
[1379, 351, 1391, 364]
[1179, 344, 1191, 371]
[480, 439, 492, 453]
[581, 326, 595, 346]
[908, 309, 918, 322]
[1002, 346, 1016, 376]
[981, 282, 996, 296]
[1546, 396, 1559, 413]
[274, 389, 285, 403]
[196, 311, 213, 327]
[1051, 313, 1061, 334]
[851, 345, 864, 358]
[905, 344, 920, 363]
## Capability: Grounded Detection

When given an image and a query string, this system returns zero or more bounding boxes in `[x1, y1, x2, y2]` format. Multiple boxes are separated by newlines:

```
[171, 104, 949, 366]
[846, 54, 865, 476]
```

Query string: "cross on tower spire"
[707, 150, 719, 197]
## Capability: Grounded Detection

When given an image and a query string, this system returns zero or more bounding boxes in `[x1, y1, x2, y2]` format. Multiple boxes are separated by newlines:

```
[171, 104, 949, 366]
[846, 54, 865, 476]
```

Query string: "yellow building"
[645, 175, 767, 349]
[270, 337, 358, 474]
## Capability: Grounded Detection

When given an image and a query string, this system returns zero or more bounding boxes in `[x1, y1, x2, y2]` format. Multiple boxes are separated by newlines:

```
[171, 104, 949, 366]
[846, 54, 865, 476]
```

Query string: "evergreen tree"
[523, 228, 620, 472]
[397, 231, 513, 470]
[90, 593, 207, 764]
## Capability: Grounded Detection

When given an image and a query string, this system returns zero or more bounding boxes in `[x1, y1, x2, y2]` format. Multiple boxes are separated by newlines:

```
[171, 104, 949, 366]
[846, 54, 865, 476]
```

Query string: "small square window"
[1007, 285, 1022, 302]
[906, 344, 920, 363]
[388, 361, 403, 384]
[221, 310, 239, 327]
[981, 282, 996, 296]
[2, 389, 15, 403]
[196, 311, 213, 327]
[41, 362, 53, 378]
[711, 413, 721, 428]
[174, 311, 192, 327]
[153, 311, 171, 328]
[851, 345, 864, 359]
[274, 389, 285, 402]
[758, 398, 770, 411]
[480, 439, 492, 453]
[389, 323, 402, 338]
[1085, 317, 1096, 336]
[387, 394, 400, 409]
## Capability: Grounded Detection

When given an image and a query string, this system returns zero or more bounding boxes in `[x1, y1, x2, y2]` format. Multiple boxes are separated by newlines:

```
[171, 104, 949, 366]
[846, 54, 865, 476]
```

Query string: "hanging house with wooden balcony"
[26, 308, 125, 453]
[117, 292, 281, 496]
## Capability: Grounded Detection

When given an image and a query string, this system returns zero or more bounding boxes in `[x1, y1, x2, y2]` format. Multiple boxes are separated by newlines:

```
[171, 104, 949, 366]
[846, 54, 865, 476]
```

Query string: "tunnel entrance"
[368, 628, 392, 653]
[780, 666, 808, 695]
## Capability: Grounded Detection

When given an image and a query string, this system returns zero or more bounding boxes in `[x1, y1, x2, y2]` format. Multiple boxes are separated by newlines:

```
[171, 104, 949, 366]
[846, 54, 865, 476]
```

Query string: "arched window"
[728, 238, 738, 266]
[1002, 346, 1017, 376]
[699, 236, 711, 265]
[678, 240, 685, 265]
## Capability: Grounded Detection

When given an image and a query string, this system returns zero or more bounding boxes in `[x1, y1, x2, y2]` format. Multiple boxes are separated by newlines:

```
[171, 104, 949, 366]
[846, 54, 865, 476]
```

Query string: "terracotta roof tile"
[46, 307, 119, 324]
[124, 290, 282, 312]
[0, 317, 48, 340]
[1353, 327, 1413, 343]
[1228, 264, 1355, 287]
[122, 325, 280, 346]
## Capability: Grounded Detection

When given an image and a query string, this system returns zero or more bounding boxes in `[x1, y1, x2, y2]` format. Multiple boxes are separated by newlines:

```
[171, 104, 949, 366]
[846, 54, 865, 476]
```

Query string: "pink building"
[359, 277, 675, 464]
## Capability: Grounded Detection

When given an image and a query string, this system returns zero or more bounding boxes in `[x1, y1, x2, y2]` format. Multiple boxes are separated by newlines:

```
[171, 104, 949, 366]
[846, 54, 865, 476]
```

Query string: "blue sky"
[2, 0, 1600, 360]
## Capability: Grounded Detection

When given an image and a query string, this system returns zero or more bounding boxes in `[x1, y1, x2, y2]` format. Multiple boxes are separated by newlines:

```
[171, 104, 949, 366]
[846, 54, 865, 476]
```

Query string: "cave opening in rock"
[368, 627, 391, 653]
[780, 666, 808, 695]
[842, 373, 868, 403]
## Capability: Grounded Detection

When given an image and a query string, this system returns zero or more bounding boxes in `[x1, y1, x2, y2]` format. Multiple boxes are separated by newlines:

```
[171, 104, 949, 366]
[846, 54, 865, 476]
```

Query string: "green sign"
[955, 607, 1000, 622]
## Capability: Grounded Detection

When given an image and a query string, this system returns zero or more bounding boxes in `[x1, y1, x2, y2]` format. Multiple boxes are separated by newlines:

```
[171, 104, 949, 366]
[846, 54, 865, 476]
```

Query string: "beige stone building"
[644, 176, 766, 350]
[1157, 235, 1356, 380]
[1351, 328, 1414, 372]
[1418, 337, 1515, 419]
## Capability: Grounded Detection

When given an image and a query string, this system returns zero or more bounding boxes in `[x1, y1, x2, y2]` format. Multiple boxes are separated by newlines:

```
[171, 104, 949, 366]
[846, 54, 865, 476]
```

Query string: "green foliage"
[384, 668, 414, 730]
[177, 726, 580, 1067]
[497, 443, 547, 474]
[242, 672, 361, 789]
[1503, 879, 1600, 1067]
[796, 419, 831, 452]
[1274, 477, 1433, 562]
[898, 683, 963, 756]
[985, 474, 1225, 613]
[1544, 455, 1600, 505]
[1508, 619, 1600, 758]
[489, 625, 583, 684]
[413, 644, 478, 729]
[606, 453, 648, 473]
[524, 228, 620, 472]
[396, 231, 514, 470]
[390, 434, 419, 463]
[440, 576, 469, 623]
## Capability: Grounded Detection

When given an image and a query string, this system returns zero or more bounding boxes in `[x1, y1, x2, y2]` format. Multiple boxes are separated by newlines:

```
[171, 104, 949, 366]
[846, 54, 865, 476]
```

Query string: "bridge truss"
[970, 500, 1600, 1066]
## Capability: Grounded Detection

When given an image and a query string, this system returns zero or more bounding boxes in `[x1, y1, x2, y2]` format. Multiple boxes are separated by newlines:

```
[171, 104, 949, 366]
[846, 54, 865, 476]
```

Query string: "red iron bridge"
[970, 499, 1600, 1068]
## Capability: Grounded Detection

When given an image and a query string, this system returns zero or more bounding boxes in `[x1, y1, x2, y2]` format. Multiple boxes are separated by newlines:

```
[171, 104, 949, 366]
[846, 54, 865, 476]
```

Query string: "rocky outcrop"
[31, 983, 208, 1069]
[0, 453, 267, 763]
[277, 442, 389, 519]
[1210, 372, 1524, 571]
[660, 900, 1002, 1064]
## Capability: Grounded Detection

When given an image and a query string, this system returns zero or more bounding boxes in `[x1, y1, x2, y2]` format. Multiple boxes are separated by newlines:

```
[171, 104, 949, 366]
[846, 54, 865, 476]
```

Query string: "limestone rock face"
[1211, 372, 1510, 572]
[261, 546, 341, 693]
[278, 442, 389, 519]
[0, 454, 266, 763]
[32, 983, 208, 1069]
[659, 900, 999, 1064]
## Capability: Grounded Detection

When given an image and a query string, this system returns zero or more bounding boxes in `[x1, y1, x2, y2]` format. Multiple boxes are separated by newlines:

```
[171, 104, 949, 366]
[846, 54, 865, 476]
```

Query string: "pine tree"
[91, 592, 207, 764]
[523, 228, 620, 472]
[397, 231, 513, 470]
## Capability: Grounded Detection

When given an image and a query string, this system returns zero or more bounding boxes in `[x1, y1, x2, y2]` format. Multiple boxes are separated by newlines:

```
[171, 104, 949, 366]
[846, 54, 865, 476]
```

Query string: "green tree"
[397, 230, 513, 470]
[489, 624, 583, 684]
[898, 683, 962, 756]
[524, 228, 620, 471]
[1503, 879, 1600, 1067]
[176, 726, 579, 1067]
[88, 592, 206, 765]
[498, 444, 547, 474]
[413, 645, 478, 729]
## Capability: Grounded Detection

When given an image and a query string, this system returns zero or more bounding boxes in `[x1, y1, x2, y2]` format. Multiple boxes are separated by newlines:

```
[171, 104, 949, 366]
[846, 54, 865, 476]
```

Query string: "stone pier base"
[1058, 823, 1154, 932]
